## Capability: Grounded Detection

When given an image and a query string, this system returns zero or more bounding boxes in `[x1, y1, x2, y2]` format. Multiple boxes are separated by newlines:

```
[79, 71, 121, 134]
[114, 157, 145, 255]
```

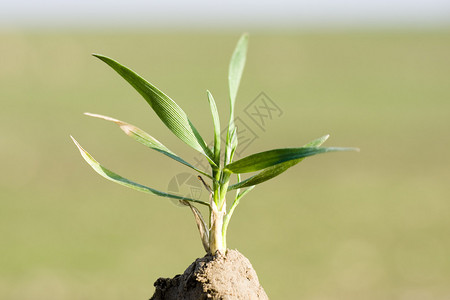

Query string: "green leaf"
[226, 126, 238, 164]
[225, 145, 358, 174]
[71, 136, 209, 207]
[92, 54, 215, 166]
[225, 34, 248, 165]
[228, 33, 248, 116]
[206, 91, 221, 164]
[228, 135, 331, 190]
[84, 113, 211, 178]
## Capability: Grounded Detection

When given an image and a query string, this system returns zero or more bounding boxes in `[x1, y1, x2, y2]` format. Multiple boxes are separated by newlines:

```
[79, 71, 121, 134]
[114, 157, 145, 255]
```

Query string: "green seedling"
[72, 34, 358, 255]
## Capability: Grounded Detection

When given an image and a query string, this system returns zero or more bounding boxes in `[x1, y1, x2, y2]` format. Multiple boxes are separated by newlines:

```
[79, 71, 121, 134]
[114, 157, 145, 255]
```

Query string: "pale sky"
[1, 0, 450, 29]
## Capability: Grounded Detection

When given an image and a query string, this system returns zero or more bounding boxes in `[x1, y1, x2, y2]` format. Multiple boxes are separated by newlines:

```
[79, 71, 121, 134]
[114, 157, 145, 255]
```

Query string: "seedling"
[72, 34, 357, 255]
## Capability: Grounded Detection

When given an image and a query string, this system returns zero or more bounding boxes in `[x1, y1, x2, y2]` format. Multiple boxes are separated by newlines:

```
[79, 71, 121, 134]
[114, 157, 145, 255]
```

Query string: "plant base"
[150, 249, 268, 300]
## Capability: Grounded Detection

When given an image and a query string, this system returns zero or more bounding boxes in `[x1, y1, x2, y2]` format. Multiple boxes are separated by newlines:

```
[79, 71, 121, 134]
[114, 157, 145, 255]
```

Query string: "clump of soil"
[150, 249, 268, 300]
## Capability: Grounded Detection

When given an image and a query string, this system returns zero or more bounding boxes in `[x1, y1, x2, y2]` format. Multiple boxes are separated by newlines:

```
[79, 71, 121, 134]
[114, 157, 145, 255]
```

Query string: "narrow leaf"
[206, 91, 221, 164]
[71, 136, 209, 206]
[228, 135, 330, 189]
[225, 34, 248, 165]
[228, 33, 248, 114]
[84, 113, 211, 178]
[92, 54, 215, 165]
[225, 146, 358, 174]
[226, 126, 238, 164]
[228, 159, 298, 189]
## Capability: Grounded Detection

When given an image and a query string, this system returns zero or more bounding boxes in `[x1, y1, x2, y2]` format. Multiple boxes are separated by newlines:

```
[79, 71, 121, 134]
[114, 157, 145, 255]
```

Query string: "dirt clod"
[150, 249, 268, 300]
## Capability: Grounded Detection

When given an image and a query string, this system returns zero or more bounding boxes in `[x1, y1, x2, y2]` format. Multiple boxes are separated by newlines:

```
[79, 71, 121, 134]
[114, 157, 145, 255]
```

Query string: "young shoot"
[72, 34, 358, 255]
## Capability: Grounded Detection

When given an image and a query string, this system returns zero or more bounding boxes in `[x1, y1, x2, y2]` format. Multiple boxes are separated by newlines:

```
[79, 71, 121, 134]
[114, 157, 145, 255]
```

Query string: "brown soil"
[150, 249, 268, 300]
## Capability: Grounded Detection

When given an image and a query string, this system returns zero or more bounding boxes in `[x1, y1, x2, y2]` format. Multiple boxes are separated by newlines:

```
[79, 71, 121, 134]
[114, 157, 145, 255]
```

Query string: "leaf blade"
[71, 136, 209, 206]
[206, 91, 221, 164]
[84, 113, 211, 178]
[225, 145, 358, 174]
[225, 34, 248, 165]
[228, 33, 249, 114]
[92, 54, 214, 164]
[228, 135, 331, 189]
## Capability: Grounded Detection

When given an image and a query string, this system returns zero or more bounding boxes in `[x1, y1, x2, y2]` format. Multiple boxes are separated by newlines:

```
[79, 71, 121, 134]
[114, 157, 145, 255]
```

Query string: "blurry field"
[1, 30, 450, 299]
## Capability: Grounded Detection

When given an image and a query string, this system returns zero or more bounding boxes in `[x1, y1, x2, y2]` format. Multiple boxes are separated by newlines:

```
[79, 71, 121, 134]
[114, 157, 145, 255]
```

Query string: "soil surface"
[150, 249, 268, 300]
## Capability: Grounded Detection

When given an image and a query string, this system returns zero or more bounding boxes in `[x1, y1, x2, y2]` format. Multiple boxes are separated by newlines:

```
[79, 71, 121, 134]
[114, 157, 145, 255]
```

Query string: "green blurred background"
[1, 29, 450, 299]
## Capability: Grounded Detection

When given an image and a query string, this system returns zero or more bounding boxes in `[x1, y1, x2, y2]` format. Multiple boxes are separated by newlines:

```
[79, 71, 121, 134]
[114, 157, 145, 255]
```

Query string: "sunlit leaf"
[225, 34, 248, 165]
[228, 33, 248, 115]
[92, 54, 215, 166]
[206, 91, 221, 164]
[225, 145, 358, 174]
[84, 113, 211, 178]
[228, 135, 330, 189]
[71, 136, 209, 206]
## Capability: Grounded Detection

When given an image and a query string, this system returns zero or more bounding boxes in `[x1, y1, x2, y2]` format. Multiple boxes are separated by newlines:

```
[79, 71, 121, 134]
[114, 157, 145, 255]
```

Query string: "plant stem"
[207, 170, 230, 255]
[209, 201, 226, 254]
